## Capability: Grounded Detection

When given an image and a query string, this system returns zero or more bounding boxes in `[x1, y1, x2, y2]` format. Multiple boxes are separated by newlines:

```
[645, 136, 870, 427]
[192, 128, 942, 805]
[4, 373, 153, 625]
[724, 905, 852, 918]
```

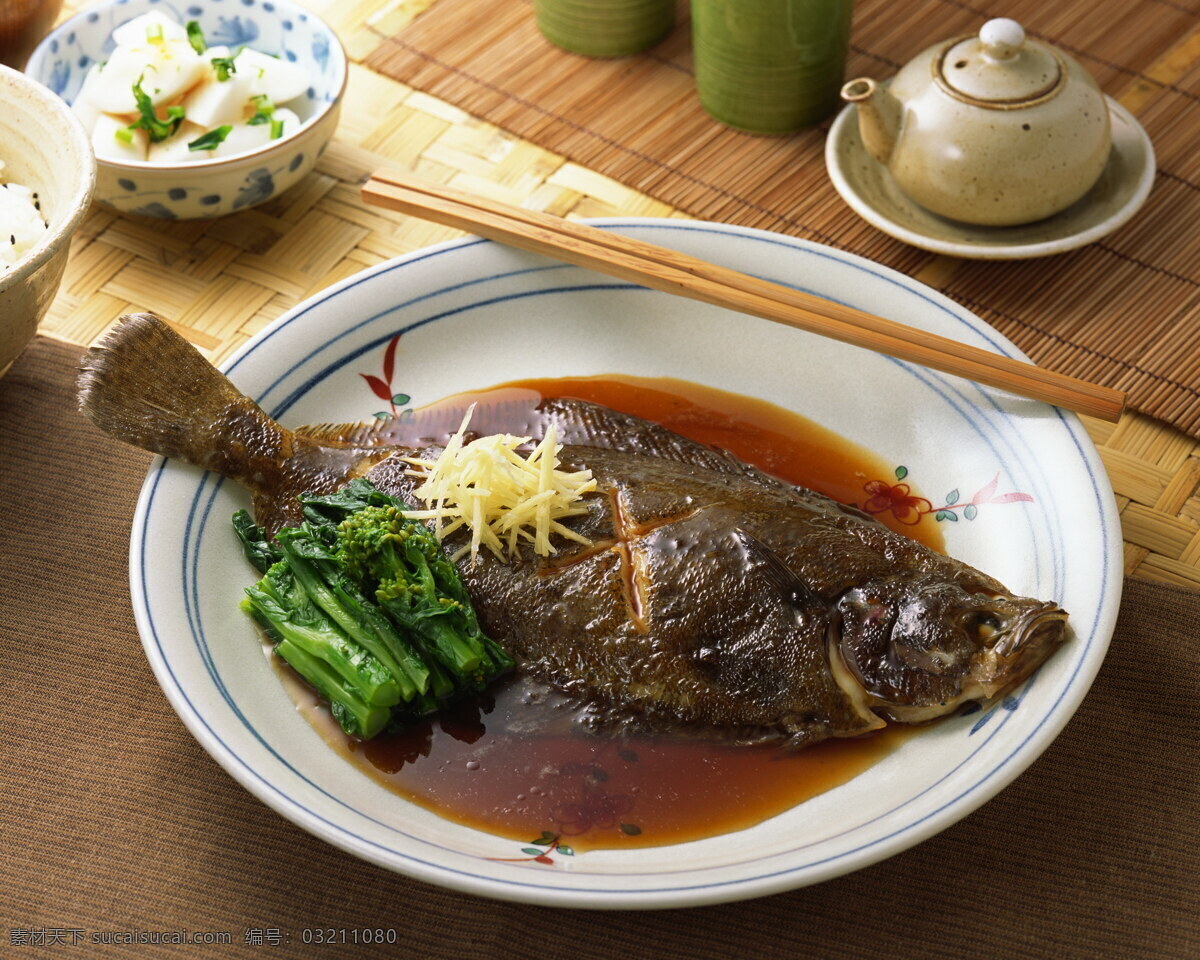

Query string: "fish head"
[833, 576, 1068, 723]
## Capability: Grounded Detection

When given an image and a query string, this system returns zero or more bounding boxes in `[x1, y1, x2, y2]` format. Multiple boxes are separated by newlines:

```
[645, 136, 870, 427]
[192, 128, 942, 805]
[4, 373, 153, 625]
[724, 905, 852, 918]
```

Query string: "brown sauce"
[283, 375, 941, 851]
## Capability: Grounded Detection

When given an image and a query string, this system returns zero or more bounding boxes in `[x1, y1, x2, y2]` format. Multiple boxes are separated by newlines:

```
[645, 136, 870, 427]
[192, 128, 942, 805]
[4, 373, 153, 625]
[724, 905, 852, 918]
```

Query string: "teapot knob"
[979, 18, 1025, 60]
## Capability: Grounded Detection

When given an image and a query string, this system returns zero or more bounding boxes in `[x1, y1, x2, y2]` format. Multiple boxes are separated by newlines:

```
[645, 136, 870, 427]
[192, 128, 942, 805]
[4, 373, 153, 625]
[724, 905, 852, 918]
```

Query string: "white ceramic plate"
[130, 220, 1121, 908]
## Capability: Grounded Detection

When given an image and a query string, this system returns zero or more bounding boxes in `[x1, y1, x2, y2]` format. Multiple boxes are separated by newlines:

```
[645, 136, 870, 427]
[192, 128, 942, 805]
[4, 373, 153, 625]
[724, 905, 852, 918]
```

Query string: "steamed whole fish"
[78, 313, 1069, 747]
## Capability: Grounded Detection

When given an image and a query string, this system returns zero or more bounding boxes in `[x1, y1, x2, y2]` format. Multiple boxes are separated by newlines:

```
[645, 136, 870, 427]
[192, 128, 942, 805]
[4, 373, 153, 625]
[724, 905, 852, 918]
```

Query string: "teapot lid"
[937, 19, 1065, 106]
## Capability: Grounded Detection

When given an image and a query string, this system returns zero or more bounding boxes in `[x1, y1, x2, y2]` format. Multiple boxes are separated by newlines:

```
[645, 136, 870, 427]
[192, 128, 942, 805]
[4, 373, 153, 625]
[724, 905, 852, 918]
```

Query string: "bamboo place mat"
[36, 0, 1200, 597]
[4, 336, 1199, 958]
[364, 0, 1200, 437]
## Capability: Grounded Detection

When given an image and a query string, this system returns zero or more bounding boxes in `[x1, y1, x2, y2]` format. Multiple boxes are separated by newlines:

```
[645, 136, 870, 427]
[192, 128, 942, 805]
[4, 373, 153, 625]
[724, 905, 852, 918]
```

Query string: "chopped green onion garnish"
[129, 76, 186, 143]
[270, 117, 284, 140]
[246, 94, 275, 126]
[211, 56, 236, 82]
[146, 24, 164, 43]
[188, 125, 233, 151]
[114, 127, 134, 144]
[186, 21, 206, 55]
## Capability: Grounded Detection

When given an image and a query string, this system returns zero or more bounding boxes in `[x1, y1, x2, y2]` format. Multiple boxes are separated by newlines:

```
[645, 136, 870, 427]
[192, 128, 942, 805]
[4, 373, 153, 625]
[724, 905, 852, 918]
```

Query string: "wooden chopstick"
[361, 169, 1126, 423]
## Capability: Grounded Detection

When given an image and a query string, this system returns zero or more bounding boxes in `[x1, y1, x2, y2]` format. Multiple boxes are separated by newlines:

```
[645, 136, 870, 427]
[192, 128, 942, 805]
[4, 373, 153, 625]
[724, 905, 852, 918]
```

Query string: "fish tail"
[77, 312, 294, 494]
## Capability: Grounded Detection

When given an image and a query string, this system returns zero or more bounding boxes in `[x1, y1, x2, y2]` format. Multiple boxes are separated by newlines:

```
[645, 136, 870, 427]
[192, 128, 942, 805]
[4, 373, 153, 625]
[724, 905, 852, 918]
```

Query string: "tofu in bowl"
[26, 0, 345, 219]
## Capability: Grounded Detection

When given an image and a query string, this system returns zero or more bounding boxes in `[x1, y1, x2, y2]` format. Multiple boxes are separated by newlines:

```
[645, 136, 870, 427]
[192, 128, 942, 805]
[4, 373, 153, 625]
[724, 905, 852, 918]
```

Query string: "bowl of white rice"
[0, 61, 95, 376]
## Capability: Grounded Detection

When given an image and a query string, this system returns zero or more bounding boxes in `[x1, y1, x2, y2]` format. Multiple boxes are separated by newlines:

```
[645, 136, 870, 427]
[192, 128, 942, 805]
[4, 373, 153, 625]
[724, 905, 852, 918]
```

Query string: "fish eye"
[972, 612, 1002, 639]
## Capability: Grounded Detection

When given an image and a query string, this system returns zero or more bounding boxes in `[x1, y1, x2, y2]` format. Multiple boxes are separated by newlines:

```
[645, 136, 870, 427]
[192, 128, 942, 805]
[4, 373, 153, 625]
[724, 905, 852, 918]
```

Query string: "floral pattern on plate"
[862, 466, 1034, 526]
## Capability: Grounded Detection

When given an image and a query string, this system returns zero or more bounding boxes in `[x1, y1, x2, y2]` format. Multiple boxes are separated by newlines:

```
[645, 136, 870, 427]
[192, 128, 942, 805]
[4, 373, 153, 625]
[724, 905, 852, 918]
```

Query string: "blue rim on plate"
[129, 220, 1121, 908]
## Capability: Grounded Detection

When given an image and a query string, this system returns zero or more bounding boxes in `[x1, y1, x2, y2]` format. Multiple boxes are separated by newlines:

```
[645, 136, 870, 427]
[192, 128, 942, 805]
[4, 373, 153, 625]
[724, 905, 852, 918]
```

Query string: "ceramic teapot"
[840, 18, 1111, 227]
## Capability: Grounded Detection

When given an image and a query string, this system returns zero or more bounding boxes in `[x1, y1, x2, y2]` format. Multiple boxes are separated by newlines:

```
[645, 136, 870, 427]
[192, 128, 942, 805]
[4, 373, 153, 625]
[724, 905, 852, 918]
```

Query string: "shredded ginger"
[402, 404, 597, 564]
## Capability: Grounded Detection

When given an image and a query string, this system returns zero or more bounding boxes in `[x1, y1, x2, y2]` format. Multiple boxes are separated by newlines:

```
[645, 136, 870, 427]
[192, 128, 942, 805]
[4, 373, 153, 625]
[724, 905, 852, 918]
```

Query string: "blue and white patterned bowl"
[130, 221, 1121, 907]
[25, 0, 346, 219]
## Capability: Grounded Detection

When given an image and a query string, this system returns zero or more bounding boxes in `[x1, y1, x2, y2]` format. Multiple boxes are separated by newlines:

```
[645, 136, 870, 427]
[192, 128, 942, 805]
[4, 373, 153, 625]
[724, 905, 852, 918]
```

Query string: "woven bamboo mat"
[35, 0, 1200, 590]
[365, 0, 1200, 439]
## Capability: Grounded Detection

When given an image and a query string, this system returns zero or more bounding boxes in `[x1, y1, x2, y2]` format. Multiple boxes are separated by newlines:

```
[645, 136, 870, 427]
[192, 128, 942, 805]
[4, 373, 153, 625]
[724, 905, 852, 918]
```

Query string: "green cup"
[535, 0, 675, 58]
[691, 0, 854, 134]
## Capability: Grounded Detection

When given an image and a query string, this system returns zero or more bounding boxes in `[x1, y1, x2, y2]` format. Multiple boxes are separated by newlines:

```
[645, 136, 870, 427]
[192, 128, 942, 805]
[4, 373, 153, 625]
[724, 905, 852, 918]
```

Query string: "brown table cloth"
[2, 336, 1197, 959]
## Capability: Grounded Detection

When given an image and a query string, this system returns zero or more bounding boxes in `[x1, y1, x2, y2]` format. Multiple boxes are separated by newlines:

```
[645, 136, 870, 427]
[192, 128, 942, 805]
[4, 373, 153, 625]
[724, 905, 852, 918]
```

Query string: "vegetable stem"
[276, 526, 431, 700]
[242, 562, 402, 707]
[275, 639, 390, 739]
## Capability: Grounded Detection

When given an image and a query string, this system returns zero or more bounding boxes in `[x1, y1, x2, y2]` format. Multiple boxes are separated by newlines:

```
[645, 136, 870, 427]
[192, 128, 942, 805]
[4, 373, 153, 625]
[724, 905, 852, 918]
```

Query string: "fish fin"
[294, 420, 396, 447]
[538, 397, 773, 482]
[538, 398, 881, 523]
[733, 529, 825, 611]
[295, 398, 543, 449]
[781, 726, 828, 750]
[77, 312, 292, 492]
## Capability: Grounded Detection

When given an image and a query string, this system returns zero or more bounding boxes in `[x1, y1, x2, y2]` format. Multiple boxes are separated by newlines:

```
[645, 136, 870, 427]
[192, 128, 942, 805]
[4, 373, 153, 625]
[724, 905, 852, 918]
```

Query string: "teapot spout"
[841, 78, 901, 166]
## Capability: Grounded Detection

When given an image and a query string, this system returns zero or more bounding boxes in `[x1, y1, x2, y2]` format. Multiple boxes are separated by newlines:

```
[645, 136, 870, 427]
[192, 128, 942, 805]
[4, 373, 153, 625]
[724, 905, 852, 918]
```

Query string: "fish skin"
[366, 448, 891, 743]
[78, 312, 1069, 747]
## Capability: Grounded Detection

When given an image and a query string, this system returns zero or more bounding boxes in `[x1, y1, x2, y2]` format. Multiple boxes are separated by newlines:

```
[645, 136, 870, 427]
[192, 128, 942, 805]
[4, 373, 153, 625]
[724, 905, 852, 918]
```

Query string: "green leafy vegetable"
[305, 480, 513, 679]
[187, 125, 233, 152]
[232, 510, 281, 573]
[185, 20, 206, 54]
[130, 76, 185, 143]
[275, 524, 430, 701]
[274, 638, 391, 738]
[243, 561, 402, 708]
[269, 117, 284, 140]
[234, 479, 512, 740]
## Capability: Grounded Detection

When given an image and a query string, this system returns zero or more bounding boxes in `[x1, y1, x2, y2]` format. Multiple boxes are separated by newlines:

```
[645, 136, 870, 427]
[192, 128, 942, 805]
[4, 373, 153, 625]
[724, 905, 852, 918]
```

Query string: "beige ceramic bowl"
[0, 62, 95, 375]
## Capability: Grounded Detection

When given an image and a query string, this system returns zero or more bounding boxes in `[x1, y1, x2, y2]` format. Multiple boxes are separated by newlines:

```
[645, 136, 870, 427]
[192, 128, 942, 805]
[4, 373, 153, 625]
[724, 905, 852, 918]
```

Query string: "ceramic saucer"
[825, 96, 1155, 260]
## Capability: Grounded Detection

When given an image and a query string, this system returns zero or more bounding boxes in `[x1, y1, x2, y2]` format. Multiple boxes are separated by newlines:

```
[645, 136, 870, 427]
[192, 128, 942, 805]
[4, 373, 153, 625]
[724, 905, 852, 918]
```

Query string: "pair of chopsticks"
[361, 169, 1125, 422]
